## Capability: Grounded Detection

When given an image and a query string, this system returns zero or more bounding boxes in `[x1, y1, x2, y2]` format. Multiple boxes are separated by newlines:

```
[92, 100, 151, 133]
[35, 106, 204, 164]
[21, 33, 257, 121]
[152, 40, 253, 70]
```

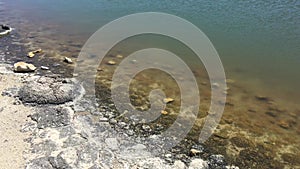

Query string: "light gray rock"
[105, 137, 119, 150]
[19, 77, 80, 104]
[25, 157, 53, 169]
[173, 160, 187, 169]
[189, 159, 208, 169]
[30, 107, 73, 129]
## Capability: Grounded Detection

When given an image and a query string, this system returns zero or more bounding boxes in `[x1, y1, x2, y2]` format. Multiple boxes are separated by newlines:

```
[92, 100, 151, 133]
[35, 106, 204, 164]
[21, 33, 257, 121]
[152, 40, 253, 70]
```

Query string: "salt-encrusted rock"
[18, 77, 82, 104]
[189, 159, 209, 169]
[48, 155, 72, 169]
[173, 160, 187, 169]
[30, 107, 73, 129]
[25, 157, 53, 169]
[14, 61, 36, 72]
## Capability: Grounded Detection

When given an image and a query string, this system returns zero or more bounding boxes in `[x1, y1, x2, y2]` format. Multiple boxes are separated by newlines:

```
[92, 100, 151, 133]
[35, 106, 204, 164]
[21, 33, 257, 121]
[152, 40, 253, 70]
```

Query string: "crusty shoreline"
[0, 64, 239, 169]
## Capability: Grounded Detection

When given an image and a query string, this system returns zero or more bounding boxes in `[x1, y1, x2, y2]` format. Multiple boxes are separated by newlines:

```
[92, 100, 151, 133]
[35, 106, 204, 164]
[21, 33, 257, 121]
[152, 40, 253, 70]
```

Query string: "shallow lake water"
[1, 0, 299, 168]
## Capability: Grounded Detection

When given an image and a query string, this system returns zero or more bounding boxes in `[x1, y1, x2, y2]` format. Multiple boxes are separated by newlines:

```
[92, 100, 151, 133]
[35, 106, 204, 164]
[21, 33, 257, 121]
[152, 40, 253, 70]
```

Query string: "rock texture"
[19, 76, 80, 104]
[0, 74, 239, 169]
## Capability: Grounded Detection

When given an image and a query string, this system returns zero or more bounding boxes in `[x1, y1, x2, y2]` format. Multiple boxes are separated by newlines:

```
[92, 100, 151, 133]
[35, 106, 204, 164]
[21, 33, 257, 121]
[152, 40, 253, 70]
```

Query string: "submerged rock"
[64, 57, 73, 64]
[161, 110, 169, 115]
[107, 60, 116, 65]
[13, 61, 36, 72]
[116, 54, 124, 59]
[27, 49, 42, 58]
[163, 98, 174, 104]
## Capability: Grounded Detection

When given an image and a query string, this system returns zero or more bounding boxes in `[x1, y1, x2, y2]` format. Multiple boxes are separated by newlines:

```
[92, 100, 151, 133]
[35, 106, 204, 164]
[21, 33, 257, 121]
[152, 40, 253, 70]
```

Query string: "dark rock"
[230, 137, 251, 148]
[30, 107, 72, 129]
[208, 155, 227, 169]
[1, 25, 10, 30]
[265, 111, 277, 117]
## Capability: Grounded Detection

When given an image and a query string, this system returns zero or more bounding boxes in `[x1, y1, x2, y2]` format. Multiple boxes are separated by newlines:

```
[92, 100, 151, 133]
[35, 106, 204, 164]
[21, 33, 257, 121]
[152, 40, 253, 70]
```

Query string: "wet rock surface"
[4, 75, 238, 169]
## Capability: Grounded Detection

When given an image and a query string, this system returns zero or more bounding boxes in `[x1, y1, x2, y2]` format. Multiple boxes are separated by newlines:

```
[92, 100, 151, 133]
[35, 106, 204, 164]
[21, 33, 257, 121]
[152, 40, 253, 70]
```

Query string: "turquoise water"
[1, 0, 300, 104]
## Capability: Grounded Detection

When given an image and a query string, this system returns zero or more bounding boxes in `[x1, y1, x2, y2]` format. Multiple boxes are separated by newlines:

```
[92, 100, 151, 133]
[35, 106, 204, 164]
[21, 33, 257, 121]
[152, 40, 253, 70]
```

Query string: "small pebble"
[41, 66, 49, 70]
[99, 117, 108, 122]
[107, 60, 116, 65]
[212, 82, 220, 88]
[161, 110, 169, 115]
[163, 98, 174, 104]
[116, 54, 123, 58]
[64, 57, 73, 64]
[190, 148, 201, 156]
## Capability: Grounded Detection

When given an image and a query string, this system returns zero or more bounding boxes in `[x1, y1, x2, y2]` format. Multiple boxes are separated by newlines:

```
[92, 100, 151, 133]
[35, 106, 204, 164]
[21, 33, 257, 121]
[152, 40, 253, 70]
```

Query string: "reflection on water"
[0, 0, 299, 168]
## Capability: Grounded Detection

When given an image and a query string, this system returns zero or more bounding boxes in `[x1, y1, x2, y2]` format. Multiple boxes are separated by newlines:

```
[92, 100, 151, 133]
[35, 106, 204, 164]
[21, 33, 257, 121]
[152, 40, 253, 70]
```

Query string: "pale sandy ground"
[0, 72, 32, 169]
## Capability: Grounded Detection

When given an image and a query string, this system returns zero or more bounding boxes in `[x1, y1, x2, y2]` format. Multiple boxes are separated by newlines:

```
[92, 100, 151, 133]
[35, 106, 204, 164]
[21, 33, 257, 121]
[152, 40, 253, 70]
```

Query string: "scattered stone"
[226, 79, 235, 84]
[116, 54, 123, 59]
[278, 120, 290, 129]
[13, 61, 36, 72]
[190, 148, 201, 156]
[0, 24, 12, 36]
[99, 117, 109, 122]
[201, 82, 207, 85]
[0, 107, 3, 112]
[27, 49, 42, 58]
[161, 110, 169, 115]
[163, 98, 174, 104]
[189, 159, 208, 169]
[212, 83, 220, 88]
[53, 63, 60, 67]
[255, 95, 270, 101]
[107, 60, 116, 65]
[41, 66, 50, 70]
[64, 57, 73, 64]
